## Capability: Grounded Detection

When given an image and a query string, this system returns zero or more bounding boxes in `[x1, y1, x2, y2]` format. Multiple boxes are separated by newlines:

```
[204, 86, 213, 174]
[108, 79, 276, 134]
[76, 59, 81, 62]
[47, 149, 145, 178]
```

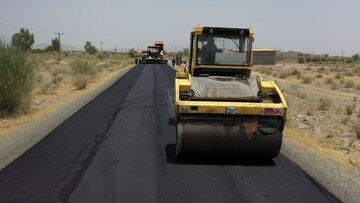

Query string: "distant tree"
[52, 37, 60, 52]
[128, 48, 138, 58]
[84, 41, 97, 55]
[351, 54, 359, 61]
[11, 28, 35, 51]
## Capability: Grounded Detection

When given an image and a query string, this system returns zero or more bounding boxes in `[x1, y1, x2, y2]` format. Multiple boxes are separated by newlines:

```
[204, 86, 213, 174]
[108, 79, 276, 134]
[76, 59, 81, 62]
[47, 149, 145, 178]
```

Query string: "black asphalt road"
[0, 64, 341, 203]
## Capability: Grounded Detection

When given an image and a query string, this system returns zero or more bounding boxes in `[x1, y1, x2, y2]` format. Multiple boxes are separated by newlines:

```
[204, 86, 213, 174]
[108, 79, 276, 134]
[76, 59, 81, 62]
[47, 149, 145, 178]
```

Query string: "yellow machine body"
[174, 25, 287, 158]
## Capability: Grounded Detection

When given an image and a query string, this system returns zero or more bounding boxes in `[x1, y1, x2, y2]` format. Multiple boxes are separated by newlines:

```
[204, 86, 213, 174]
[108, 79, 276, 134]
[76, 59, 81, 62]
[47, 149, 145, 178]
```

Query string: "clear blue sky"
[0, 0, 359, 55]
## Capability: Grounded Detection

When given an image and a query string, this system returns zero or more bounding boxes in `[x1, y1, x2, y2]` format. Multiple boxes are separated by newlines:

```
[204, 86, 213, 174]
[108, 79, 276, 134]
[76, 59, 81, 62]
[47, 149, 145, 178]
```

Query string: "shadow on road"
[165, 144, 277, 167]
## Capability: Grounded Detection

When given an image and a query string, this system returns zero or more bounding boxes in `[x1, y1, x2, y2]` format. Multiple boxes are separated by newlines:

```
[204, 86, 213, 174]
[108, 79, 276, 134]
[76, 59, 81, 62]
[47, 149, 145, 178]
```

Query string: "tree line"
[10, 28, 98, 55]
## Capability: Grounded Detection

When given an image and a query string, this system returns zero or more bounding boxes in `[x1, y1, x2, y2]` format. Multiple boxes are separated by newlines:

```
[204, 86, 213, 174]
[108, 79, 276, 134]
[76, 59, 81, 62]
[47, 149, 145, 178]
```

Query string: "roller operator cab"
[174, 25, 288, 159]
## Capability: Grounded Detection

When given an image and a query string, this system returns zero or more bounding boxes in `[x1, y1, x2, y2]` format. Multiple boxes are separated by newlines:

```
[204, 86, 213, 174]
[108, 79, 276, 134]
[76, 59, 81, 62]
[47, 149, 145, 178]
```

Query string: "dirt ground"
[0, 51, 133, 137]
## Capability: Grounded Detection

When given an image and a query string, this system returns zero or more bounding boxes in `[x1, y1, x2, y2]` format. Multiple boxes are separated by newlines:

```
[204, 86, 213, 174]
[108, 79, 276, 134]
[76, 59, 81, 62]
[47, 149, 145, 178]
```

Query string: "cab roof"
[192, 25, 254, 37]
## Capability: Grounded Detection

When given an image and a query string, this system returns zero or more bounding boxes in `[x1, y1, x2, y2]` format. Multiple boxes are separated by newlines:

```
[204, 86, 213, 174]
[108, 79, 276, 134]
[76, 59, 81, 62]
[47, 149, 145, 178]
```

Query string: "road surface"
[0, 64, 341, 203]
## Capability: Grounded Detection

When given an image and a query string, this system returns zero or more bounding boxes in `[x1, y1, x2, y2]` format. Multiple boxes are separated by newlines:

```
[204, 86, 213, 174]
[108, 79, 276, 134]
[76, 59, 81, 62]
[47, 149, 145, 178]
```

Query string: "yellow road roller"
[174, 25, 288, 159]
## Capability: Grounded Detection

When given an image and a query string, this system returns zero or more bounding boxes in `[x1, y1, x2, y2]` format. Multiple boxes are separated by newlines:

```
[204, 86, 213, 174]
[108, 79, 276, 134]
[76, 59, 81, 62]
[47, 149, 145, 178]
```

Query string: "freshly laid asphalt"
[0, 64, 341, 203]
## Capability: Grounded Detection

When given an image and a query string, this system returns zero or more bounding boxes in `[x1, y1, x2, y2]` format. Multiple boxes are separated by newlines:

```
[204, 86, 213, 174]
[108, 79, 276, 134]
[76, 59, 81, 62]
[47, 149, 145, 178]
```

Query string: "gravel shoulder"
[282, 127, 360, 203]
[0, 65, 134, 170]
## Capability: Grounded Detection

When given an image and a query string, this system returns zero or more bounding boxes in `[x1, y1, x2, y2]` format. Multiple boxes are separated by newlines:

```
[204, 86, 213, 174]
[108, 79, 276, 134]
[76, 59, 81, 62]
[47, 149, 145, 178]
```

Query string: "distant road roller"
[174, 25, 288, 159]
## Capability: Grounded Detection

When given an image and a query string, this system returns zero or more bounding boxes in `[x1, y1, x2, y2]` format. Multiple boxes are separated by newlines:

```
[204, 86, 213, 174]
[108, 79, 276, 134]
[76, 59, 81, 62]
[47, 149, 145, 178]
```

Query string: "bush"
[279, 72, 289, 79]
[11, 28, 35, 51]
[354, 124, 360, 139]
[344, 81, 355, 88]
[70, 60, 96, 90]
[345, 58, 353, 63]
[52, 74, 63, 85]
[291, 69, 300, 75]
[312, 56, 322, 62]
[302, 76, 312, 84]
[44, 45, 55, 52]
[346, 104, 356, 115]
[318, 98, 331, 111]
[39, 81, 56, 95]
[97, 54, 106, 60]
[351, 54, 359, 61]
[128, 48, 139, 58]
[0, 41, 34, 115]
[52, 37, 60, 52]
[84, 41, 97, 55]
[298, 57, 304, 63]
[315, 74, 323, 78]
[334, 73, 342, 79]
[344, 70, 354, 77]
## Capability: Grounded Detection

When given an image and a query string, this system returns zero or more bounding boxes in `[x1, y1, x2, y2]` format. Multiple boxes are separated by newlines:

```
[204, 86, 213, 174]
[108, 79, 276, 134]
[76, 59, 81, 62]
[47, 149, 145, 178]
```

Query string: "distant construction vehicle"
[138, 41, 168, 64]
[174, 25, 288, 159]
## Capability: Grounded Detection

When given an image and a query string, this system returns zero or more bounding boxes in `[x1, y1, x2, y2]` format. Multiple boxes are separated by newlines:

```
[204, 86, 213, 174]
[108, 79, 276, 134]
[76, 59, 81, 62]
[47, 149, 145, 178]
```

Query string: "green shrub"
[0, 41, 34, 115]
[70, 60, 96, 90]
[44, 45, 55, 52]
[344, 81, 355, 88]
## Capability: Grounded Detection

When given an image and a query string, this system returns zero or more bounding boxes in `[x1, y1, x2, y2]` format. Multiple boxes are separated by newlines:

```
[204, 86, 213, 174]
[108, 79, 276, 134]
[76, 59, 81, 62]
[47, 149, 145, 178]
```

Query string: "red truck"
[138, 41, 168, 64]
